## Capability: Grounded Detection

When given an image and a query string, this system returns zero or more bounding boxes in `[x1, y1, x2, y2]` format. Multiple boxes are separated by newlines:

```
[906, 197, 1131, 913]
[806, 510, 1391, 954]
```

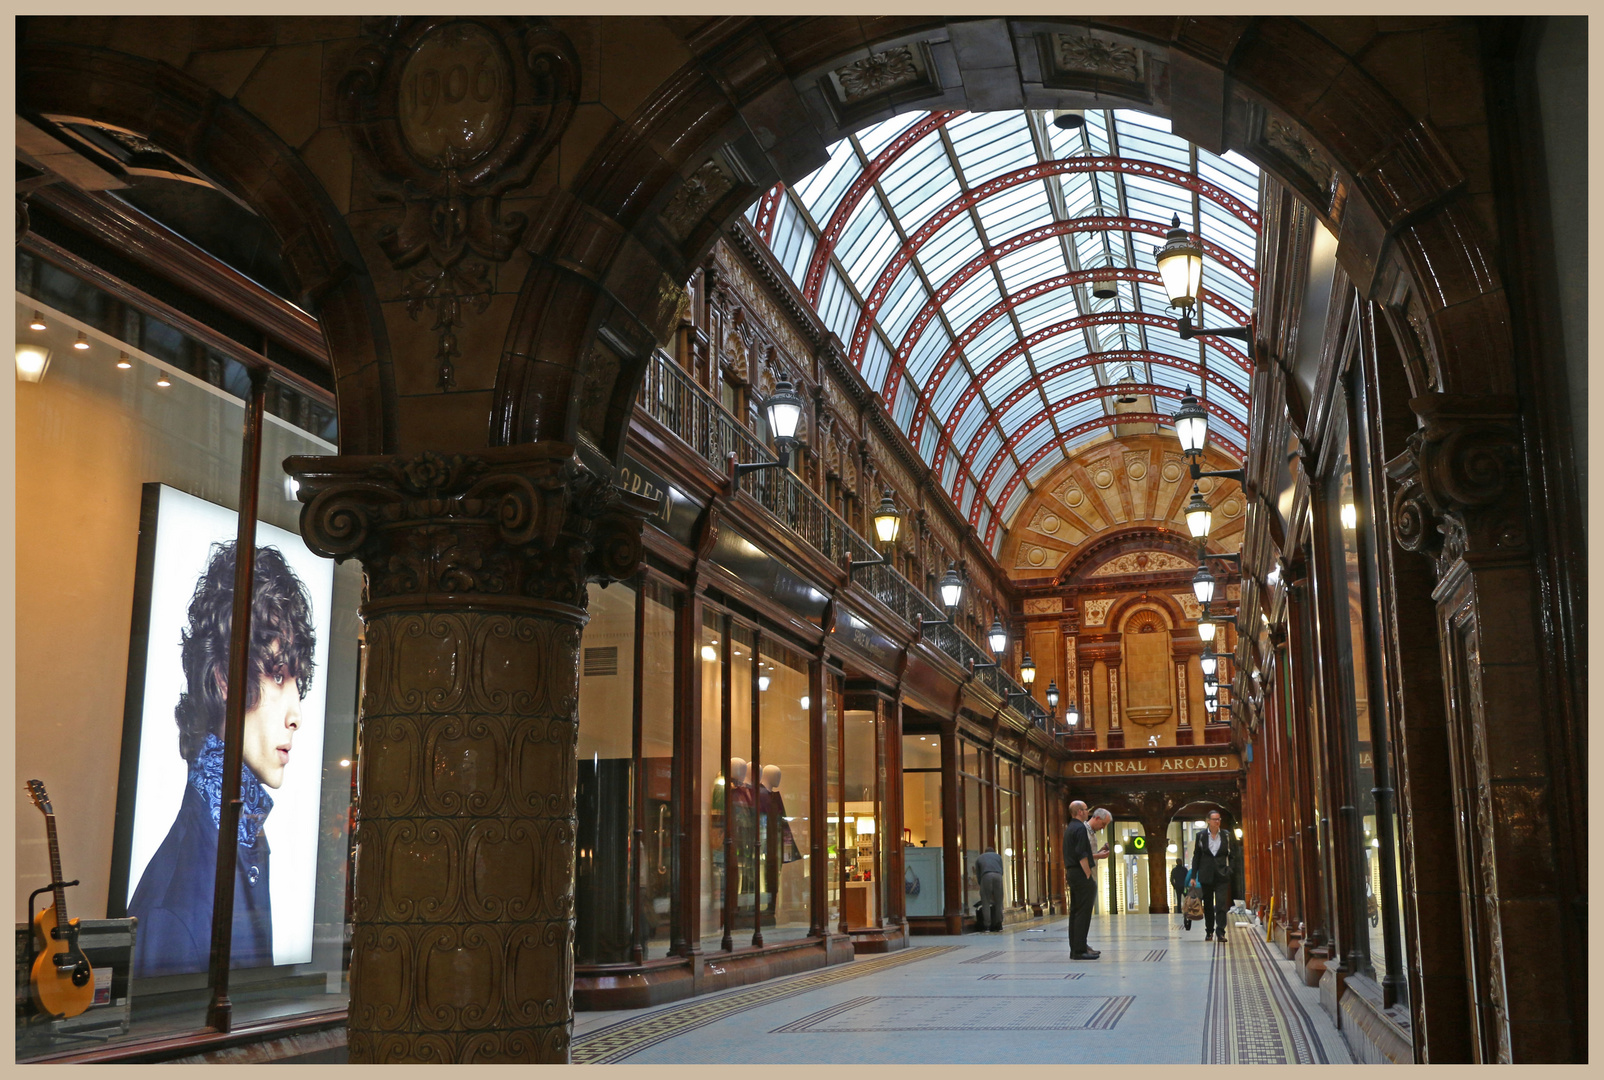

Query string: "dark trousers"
[979, 872, 1003, 931]
[1067, 872, 1096, 954]
[1200, 877, 1232, 937]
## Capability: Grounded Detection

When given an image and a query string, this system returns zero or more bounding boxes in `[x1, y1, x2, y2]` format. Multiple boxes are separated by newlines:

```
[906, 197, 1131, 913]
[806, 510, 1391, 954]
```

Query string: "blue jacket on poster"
[128, 735, 274, 978]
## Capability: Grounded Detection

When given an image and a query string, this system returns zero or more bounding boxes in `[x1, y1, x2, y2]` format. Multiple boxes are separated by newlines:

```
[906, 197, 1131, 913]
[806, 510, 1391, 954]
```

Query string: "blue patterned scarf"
[188, 733, 274, 849]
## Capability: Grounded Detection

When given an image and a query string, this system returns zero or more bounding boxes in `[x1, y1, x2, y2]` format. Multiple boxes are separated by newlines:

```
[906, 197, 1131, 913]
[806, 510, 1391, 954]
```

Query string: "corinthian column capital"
[285, 443, 655, 617]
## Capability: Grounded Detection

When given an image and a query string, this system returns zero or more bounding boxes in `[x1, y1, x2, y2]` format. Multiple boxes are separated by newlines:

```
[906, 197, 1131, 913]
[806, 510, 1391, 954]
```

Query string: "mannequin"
[728, 758, 755, 901]
[757, 765, 799, 915]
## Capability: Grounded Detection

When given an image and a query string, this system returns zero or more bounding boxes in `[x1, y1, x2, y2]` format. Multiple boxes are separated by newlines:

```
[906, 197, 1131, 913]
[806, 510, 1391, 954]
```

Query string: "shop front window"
[825, 676, 841, 931]
[639, 580, 679, 954]
[16, 285, 358, 1054]
[1328, 380, 1407, 994]
[575, 582, 637, 964]
[841, 709, 879, 928]
[997, 761, 1018, 908]
[757, 639, 811, 942]
[900, 735, 944, 918]
[727, 624, 757, 946]
[698, 612, 724, 950]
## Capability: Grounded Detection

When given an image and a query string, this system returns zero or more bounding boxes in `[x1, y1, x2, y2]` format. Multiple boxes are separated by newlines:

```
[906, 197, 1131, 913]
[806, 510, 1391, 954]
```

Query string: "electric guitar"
[25, 780, 94, 1020]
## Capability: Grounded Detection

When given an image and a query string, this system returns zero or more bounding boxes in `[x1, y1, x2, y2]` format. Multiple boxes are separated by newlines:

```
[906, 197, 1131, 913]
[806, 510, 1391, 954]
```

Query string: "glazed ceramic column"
[288, 445, 650, 1063]
[1388, 394, 1579, 1062]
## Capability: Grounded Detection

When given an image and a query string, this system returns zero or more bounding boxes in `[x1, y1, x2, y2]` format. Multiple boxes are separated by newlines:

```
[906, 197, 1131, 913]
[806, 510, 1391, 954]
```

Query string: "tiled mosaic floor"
[570, 911, 1353, 1064]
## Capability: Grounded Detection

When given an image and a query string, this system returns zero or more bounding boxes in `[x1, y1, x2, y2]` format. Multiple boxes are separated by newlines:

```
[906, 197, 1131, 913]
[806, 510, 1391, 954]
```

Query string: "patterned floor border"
[570, 944, 964, 1063]
[1201, 915, 1329, 1064]
[770, 993, 1135, 1033]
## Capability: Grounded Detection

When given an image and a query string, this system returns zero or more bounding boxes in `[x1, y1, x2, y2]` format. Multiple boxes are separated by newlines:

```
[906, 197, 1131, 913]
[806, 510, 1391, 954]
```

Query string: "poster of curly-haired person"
[109, 484, 334, 979]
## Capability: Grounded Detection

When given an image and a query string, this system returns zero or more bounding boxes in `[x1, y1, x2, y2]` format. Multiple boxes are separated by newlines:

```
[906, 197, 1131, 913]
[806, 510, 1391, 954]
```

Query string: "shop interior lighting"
[117, 351, 132, 369]
[700, 644, 718, 662]
[155, 371, 172, 387]
[28, 311, 47, 331]
[799, 695, 810, 710]
[15, 344, 50, 382]
[758, 674, 770, 692]
[72, 331, 90, 351]
[1341, 502, 1358, 530]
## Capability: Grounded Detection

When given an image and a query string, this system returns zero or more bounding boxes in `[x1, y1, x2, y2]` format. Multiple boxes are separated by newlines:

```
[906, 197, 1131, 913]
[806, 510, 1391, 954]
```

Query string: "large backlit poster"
[110, 484, 333, 977]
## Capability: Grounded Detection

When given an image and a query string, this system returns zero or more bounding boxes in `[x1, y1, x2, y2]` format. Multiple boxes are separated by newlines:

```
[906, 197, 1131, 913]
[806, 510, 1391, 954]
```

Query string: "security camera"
[1052, 109, 1086, 131]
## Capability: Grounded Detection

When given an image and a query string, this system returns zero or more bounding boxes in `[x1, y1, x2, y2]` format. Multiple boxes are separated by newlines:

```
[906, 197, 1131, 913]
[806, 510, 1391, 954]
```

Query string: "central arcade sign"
[1068, 752, 1240, 777]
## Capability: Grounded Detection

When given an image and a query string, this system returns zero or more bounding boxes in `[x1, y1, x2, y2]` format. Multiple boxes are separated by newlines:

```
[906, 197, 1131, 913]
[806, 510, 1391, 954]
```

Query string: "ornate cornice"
[287, 444, 654, 617]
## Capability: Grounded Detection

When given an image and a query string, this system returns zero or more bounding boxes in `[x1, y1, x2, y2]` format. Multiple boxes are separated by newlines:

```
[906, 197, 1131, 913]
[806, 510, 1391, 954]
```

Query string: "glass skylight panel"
[860, 331, 893, 394]
[999, 482, 1028, 526]
[960, 480, 977, 518]
[892, 378, 918, 428]
[878, 264, 929, 342]
[1151, 363, 1196, 391]
[1000, 393, 1041, 432]
[836, 196, 896, 281]
[1059, 173, 1100, 218]
[1095, 172, 1121, 215]
[966, 316, 1020, 367]
[770, 196, 816, 284]
[1057, 397, 1107, 434]
[1119, 109, 1173, 135]
[1012, 290, 1066, 335]
[920, 215, 984, 285]
[941, 272, 1001, 328]
[1203, 272, 1254, 317]
[948, 111, 1037, 179]
[794, 138, 861, 218]
[976, 505, 992, 540]
[1200, 207, 1258, 267]
[1197, 157, 1259, 207]
[940, 453, 960, 490]
[1137, 281, 1175, 315]
[1074, 229, 1113, 269]
[817, 266, 861, 345]
[991, 459, 1018, 498]
[951, 397, 988, 450]
[975, 181, 1052, 239]
[918, 419, 941, 464]
[1213, 393, 1250, 424]
[904, 322, 951, 387]
[1209, 347, 1253, 388]
[996, 241, 1068, 293]
[880, 137, 955, 218]
[746, 199, 762, 226]
[1029, 447, 1067, 481]
[930, 363, 970, 417]
[978, 353, 1026, 401]
[1033, 334, 1090, 371]
[1015, 421, 1056, 460]
[855, 112, 924, 160]
[973, 429, 1004, 472]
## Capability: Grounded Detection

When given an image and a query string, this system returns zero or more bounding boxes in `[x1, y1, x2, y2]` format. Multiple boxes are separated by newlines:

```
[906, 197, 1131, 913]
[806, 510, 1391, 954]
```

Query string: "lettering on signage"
[1068, 754, 1237, 776]
[1359, 750, 1373, 770]
[619, 465, 670, 525]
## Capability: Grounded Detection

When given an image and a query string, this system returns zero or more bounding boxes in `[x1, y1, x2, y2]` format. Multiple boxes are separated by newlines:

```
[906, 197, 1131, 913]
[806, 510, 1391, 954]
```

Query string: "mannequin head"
[729, 758, 747, 785]
[761, 764, 781, 790]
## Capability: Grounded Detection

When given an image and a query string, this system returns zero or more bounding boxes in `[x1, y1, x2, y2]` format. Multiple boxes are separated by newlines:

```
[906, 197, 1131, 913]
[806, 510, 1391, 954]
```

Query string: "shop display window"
[15, 284, 358, 1054]
[840, 709, 879, 928]
[824, 677, 841, 932]
[697, 612, 724, 950]
[757, 639, 810, 942]
[900, 734, 943, 918]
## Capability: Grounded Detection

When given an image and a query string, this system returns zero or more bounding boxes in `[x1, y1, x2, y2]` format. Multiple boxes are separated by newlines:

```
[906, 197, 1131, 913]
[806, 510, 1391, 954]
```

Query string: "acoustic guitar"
[25, 780, 94, 1020]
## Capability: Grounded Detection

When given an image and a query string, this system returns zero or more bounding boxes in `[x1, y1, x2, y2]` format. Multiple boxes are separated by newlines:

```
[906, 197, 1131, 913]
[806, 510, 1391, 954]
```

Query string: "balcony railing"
[639, 350, 1050, 728]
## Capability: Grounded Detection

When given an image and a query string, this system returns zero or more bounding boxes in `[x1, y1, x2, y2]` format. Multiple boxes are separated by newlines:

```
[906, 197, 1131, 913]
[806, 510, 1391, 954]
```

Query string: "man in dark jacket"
[1189, 810, 1242, 942]
[128, 542, 316, 977]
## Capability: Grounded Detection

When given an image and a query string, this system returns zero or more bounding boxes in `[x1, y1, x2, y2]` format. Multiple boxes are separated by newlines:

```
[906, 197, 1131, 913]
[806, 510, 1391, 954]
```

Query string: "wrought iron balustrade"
[638, 351, 1044, 727]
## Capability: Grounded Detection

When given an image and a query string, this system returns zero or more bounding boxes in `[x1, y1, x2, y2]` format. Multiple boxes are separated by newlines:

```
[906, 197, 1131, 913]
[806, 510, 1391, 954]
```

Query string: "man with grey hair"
[1063, 802, 1111, 959]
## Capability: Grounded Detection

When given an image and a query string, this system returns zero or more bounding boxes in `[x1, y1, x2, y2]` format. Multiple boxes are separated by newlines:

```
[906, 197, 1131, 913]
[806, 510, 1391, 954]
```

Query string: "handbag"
[1182, 867, 1205, 920]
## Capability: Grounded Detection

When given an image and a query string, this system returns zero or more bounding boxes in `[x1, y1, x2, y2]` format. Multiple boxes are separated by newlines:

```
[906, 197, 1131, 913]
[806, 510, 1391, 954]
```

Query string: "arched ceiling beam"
[986, 412, 1247, 541]
[920, 311, 1248, 472]
[949, 352, 1250, 471]
[852, 215, 1254, 373]
[971, 388, 1248, 522]
[897, 265, 1249, 445]
[800, 110, 964, 302]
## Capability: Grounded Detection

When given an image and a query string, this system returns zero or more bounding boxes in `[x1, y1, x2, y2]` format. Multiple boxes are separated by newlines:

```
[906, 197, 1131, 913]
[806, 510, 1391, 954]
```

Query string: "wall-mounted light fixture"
[733, 373, 805, 478]
[1046, 680, 1060, 711]
[919, 564, 966, 630]
[848, 490, 905, 578]
[15, 343, 51, 383]
[1169, 385, 1246, 485]
[1019, 653, 1036, 685]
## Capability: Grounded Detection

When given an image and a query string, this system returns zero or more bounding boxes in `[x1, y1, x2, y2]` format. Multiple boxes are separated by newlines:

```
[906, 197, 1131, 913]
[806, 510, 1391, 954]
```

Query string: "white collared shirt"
[1208, 831, 1222, 856]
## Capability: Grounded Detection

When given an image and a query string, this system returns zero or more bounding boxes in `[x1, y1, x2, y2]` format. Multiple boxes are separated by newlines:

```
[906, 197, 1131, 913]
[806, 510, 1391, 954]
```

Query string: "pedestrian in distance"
[972, 845, 1005, 933]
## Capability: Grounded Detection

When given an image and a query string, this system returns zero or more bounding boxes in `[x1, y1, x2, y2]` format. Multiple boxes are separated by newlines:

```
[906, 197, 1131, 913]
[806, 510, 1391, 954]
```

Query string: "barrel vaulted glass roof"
[749, 108, 1259, 555]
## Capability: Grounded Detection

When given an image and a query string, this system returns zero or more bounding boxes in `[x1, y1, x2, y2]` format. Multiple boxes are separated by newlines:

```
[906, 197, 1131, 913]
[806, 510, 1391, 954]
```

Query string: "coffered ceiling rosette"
[750, 108, 1258, 556]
